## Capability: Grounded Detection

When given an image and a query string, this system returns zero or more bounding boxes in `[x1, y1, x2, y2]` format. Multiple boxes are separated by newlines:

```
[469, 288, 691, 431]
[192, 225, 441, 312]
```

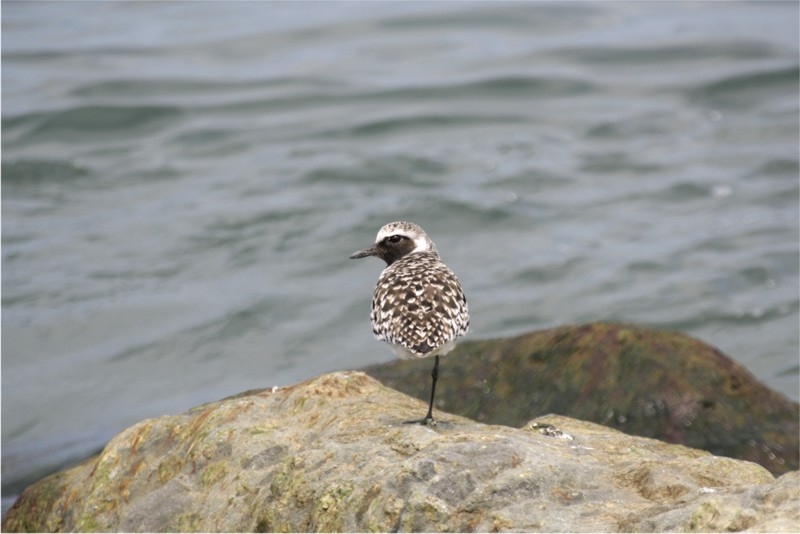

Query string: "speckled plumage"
[350, 221, 470, 424]
[351, 221, 469, 359]
[371, 250, 469, 359]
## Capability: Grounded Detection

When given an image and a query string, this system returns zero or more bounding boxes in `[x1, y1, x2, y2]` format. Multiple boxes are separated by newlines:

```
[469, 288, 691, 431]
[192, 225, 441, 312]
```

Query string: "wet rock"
[365, 322, 799, 475]
[3, 372, 797, 532]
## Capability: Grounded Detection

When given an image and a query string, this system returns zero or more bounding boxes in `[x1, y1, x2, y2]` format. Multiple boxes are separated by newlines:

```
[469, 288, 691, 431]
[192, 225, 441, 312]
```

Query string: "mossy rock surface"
[365, 322, 799, 475]
[3, 369, 798, 532]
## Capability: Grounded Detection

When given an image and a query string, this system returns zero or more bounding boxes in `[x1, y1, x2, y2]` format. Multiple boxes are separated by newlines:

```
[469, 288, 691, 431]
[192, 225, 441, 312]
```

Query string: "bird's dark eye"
[387, 235, 403, 244]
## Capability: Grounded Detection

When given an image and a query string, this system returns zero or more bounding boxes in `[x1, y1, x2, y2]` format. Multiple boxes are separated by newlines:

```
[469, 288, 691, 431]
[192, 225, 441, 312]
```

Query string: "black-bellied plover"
[350, 221, 470, 425]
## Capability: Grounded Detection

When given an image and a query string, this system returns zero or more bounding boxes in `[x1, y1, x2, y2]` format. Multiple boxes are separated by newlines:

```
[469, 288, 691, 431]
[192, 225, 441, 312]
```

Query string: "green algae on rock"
[365, 322, 799, 475]
[3, 371, 798, 532]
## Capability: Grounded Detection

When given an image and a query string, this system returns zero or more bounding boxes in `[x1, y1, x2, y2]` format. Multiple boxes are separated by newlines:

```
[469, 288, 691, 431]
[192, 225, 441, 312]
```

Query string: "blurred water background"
[2, 0, 798, 512]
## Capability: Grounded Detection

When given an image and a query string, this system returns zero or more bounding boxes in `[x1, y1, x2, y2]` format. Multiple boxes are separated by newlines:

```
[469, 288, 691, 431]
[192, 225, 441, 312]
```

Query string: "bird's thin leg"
[405, 355, 439, 426]
[424, 355, 439, 422]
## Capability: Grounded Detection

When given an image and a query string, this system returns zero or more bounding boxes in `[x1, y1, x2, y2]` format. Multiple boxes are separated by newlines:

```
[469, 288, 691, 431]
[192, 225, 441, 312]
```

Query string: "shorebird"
[350, 221, 469, 425]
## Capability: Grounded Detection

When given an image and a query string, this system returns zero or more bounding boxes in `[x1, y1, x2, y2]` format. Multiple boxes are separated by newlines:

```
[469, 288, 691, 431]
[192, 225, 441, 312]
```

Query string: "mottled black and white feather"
[350, 221, 469, 360]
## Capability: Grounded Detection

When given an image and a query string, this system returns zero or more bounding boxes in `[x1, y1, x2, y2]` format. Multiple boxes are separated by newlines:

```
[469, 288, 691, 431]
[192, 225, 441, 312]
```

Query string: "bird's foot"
[403, 416, 437, 427]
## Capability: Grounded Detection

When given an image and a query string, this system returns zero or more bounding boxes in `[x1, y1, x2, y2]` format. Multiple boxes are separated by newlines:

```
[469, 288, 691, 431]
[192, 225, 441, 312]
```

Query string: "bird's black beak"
[350, 246, 377, 259]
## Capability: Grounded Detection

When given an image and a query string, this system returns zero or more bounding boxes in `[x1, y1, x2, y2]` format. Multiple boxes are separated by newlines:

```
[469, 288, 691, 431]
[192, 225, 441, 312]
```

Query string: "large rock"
[365, 323, 799, 475]
[3, 371, 798, 532]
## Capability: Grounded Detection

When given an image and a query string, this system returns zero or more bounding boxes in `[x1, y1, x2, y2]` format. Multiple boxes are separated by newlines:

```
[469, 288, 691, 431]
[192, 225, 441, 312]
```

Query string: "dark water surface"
[2, 1, 798, 509]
